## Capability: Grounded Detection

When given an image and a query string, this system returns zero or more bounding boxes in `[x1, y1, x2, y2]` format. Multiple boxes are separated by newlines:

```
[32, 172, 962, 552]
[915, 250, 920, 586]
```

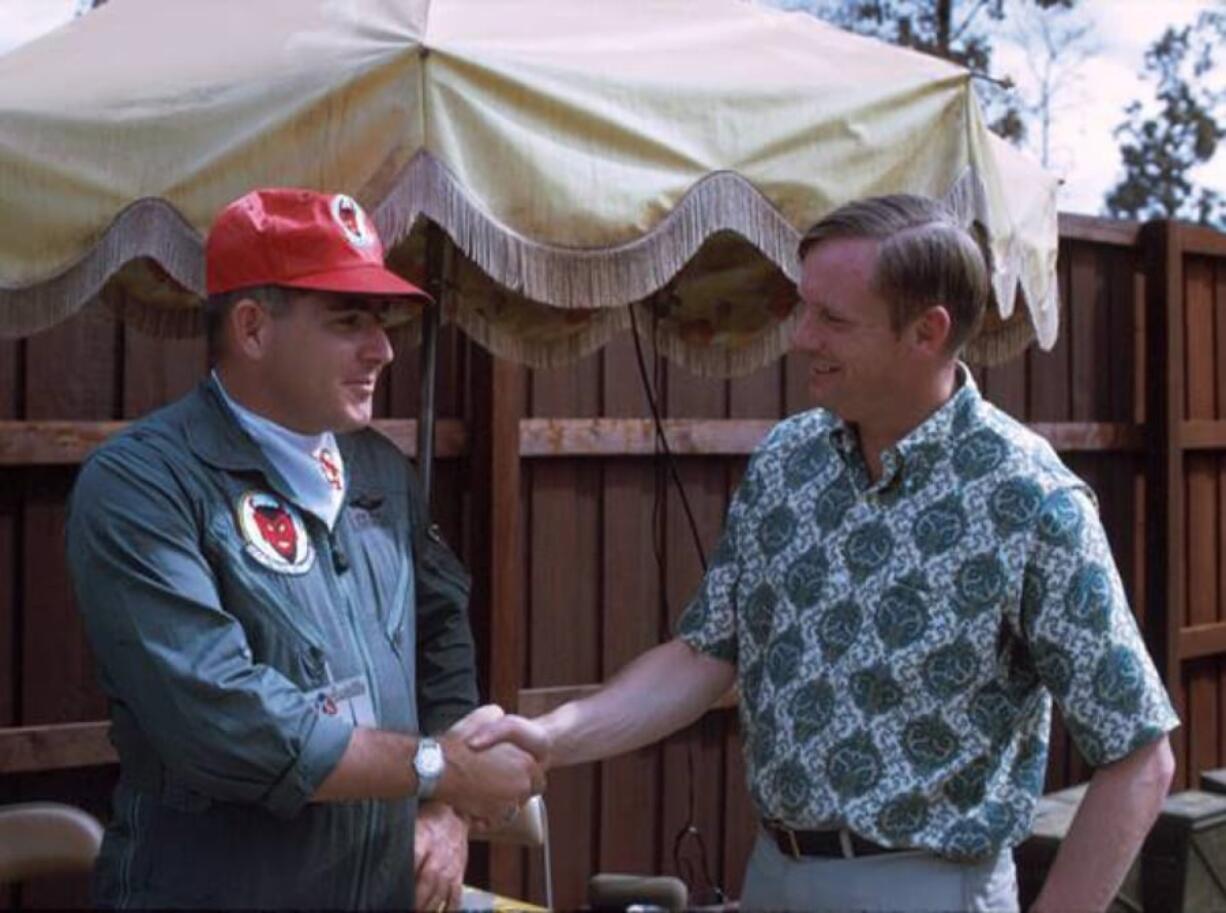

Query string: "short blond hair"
[798, 194, 989, 354]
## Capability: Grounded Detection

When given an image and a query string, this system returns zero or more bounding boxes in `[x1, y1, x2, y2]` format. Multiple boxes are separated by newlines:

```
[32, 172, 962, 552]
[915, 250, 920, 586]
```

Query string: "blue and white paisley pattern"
[674, 368, 1178, 860]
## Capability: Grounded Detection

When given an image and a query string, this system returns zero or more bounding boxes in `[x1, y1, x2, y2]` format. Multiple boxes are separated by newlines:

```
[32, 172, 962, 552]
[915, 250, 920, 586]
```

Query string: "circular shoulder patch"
[237, 491, 315, 575]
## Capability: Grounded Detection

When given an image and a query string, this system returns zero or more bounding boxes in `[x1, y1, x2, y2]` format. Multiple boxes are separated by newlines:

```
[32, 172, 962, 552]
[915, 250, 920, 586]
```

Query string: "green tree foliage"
[775, 1, 1076, 142]
[1105, 9, 1226, 228]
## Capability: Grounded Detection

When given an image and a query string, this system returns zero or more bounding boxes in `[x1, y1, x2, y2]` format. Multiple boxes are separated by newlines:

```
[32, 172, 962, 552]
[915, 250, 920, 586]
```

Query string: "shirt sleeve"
[1021, 486, 1179, 766]
[67, 446, 353, 819]
[673, 459, 757, 665]
[408, 468, 479, 736]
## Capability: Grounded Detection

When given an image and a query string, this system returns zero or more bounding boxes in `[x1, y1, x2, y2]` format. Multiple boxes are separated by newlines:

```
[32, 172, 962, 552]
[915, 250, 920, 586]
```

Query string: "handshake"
[430, 705, 552, 828]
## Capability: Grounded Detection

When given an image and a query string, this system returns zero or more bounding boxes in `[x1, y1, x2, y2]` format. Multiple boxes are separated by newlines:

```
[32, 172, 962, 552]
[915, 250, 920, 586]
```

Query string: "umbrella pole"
[417, 224, 444, 511]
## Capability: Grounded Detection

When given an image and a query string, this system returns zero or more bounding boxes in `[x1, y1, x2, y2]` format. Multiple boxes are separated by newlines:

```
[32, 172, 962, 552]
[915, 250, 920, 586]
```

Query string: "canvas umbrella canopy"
[0, 0, 1059, 375]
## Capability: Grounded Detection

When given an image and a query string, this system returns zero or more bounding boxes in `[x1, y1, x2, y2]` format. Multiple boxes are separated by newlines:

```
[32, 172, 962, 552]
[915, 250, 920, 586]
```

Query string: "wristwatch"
[413, 737, 445, 800]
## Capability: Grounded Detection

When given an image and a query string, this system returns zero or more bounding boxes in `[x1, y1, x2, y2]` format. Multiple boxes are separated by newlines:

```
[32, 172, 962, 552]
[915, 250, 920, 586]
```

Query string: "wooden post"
[468, 348, 526, 898]
[1143, 219, 1187, 786]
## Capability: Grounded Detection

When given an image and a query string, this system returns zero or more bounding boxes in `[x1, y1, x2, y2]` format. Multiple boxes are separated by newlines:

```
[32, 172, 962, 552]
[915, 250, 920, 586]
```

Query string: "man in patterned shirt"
[473, 194, 1178, 911]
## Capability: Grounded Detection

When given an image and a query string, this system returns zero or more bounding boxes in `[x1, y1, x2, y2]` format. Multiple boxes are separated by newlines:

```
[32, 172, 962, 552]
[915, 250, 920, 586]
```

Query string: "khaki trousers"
[740, 831, 1020, 912]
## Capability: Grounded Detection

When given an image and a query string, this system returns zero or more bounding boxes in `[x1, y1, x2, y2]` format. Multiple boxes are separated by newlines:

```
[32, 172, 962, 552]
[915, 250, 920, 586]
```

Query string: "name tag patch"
[307, 675, 376, 727]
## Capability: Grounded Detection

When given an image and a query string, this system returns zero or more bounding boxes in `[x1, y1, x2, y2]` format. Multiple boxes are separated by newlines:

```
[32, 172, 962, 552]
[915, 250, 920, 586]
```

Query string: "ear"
[228, 297, 272, 360]
[909, 305, 952, 357]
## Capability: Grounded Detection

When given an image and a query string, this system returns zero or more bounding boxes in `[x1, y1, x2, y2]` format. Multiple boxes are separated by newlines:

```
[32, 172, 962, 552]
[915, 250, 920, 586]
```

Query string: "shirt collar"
[184, 375, 300, 506]
[825, 363, 979, 487]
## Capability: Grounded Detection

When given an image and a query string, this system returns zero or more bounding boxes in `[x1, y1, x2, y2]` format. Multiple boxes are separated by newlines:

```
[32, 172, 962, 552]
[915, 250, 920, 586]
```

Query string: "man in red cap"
[67, 188, 546, 909]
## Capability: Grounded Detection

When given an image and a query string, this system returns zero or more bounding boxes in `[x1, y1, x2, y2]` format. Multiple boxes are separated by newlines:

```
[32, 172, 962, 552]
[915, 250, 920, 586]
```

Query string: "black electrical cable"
[628, 302, 724, 905]
[628, 305, 708, 575]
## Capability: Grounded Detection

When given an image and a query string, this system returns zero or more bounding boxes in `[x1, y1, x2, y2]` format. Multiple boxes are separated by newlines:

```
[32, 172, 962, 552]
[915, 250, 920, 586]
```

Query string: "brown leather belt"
[764, 821, 900, 860]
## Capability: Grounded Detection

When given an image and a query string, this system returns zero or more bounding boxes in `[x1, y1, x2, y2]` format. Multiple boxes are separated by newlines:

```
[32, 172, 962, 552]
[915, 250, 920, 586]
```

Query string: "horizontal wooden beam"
[1178, 420, 1226, 451]
[517, 684, 736, 718]
[520, 419, 1144, 458]
[1178, 223, 1226, 258]
[1178, 621, 1226, 662]
[1028, 422, 1145, 453]
[0, 418, 1148, 465]
[0, 722, 116, 775]
[519, 418, 774, 457]
[0, 419, 468, 466]
[1058, 213, 1141, 248]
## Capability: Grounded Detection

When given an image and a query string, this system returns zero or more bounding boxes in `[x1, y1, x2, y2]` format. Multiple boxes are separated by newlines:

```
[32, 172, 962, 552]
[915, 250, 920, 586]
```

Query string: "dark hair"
[798, 194, 990, 355]
[203, 285, 293, 364]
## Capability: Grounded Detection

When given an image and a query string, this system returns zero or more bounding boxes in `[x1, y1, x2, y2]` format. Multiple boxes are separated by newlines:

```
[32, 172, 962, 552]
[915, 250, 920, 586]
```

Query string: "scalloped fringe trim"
[1, 152, 1057, 371]
[0, 198, 203, 339]
[376, 152, 803, 307]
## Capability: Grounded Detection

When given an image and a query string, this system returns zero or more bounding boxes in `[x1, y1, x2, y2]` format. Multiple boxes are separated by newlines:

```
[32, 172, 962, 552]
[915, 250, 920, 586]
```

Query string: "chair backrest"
[469, 794, 547, 847]
[468, 795, 552, 909]
[0, 802, 104, 883]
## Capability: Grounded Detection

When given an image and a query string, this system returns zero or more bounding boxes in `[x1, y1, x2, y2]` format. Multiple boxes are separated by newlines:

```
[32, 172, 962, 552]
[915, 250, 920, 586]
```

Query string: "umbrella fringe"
[375, 151, 803, 308]
[0, 154, 1056, 369]
[0, 198, 203, 339]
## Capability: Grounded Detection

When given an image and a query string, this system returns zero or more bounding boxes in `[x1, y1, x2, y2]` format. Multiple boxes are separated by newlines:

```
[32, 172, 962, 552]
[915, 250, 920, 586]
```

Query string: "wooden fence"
[0, 214, 1221, 908]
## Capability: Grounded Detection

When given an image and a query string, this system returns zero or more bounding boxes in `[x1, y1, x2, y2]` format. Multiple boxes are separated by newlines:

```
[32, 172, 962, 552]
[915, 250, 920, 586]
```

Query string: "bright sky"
[993, 0, 1225, 215]
[0, 0, 1222, 217]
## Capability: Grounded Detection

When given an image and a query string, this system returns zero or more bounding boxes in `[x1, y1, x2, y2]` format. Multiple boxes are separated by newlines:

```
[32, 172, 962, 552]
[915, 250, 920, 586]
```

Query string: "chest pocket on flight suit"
[204, 509, 330, 692]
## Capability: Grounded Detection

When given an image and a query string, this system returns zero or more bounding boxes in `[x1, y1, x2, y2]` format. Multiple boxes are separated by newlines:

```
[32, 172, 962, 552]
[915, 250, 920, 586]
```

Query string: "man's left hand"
[415, 801, 469, 912]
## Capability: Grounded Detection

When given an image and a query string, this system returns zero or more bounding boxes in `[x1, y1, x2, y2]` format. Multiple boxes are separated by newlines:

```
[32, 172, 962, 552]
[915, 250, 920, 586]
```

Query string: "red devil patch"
[237, 491, 314, 574]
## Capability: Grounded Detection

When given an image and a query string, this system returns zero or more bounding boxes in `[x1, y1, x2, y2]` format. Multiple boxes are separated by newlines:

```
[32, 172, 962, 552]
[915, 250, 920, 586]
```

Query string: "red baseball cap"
[205, 188, 430, 313]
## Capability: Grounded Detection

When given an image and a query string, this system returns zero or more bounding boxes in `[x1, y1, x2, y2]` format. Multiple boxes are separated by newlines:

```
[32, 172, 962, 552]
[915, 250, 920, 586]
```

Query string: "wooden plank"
[0, 722, 114, 774]
[981, 350, 1026, 419]
[468, 352, 527, 900]
[519, 418, 774, 457]
[0, 417, 1142, 466]
[517, 418, 1141, 458]
[525, 354, 602, 910]
[1180, 421, 1226, 449]
[121, 329, 206, 418]
[0, 339, 18, 734]
[1028, 238, 1072, 422]
[1180, 223, 1226, 258]
[1107, 246, 1140, 424]
[1028, 423, 1142, 452]
[1069, 242, 1111, 422]
[659, 362, 727, 899]
[721, 720, 756, 901]
[1216, 258, 1226, 771]
[0, 418, 469, 464]
[23, 306, 118, 731]
[0, 420, 129, 464]
[1057, 213, 1142, 248]
[1177, 622, 1226, 661]
[1155, 222, 1188, 787]
[1185, 257, 1219, 782]
[596, 334, 663, 880]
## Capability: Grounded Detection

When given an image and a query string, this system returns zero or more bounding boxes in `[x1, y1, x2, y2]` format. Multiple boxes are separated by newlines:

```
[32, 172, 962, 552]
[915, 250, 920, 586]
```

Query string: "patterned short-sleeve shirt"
[676, 370, 1178, 860]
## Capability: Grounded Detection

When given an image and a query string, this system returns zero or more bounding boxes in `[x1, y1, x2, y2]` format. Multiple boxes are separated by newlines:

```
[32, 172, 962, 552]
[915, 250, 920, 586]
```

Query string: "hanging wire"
[627, 300, 724, 905]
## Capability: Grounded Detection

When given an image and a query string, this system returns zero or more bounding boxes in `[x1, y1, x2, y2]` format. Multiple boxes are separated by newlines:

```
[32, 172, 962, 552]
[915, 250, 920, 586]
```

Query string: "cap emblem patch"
[329, 194, 375, 251]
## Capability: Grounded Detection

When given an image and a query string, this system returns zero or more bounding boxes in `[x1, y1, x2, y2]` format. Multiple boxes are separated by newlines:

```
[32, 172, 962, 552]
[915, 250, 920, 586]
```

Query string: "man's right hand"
[435, 727, 546, 824]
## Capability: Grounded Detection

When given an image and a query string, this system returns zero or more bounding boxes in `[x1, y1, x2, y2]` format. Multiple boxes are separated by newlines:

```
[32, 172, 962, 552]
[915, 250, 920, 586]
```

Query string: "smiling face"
[245, 291, 396, 434]
[790, 237, 916, 426]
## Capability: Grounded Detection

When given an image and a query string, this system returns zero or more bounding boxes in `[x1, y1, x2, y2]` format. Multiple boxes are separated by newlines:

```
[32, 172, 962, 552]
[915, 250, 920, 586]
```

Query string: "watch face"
[418, 741, 445, 778]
